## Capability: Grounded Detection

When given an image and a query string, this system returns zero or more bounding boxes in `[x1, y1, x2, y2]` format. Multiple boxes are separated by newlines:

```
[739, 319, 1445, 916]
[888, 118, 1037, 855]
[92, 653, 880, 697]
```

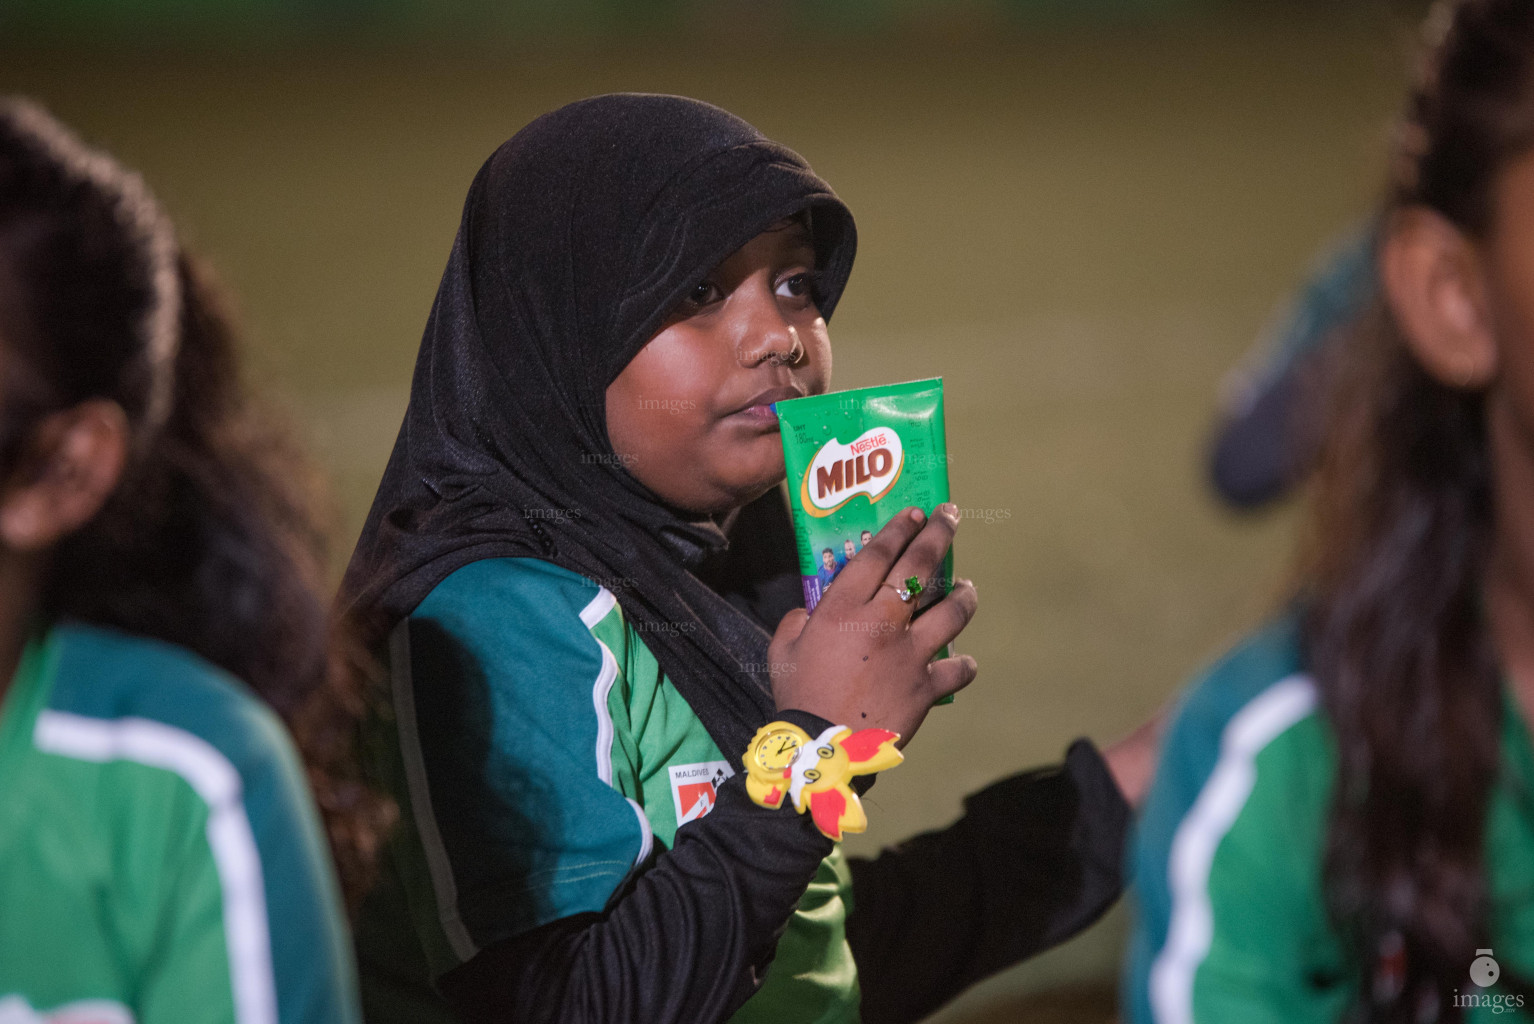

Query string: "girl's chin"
[697, 470, 790, 517]
[726, 437, 785, 484]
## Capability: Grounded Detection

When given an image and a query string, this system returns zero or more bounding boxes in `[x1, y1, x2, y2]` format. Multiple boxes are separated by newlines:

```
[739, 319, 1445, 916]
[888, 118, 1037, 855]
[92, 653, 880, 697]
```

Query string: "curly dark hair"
[1302, 1, 1534, 1018]
[0, 98, 392, 909]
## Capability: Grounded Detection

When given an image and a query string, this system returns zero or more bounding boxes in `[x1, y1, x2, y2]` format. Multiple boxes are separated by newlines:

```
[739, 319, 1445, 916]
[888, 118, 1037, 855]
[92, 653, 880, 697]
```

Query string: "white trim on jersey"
[626, 798, 655, 867]
[578, 587, 617, 630]
[581, 588, 619, 785]
[33, 711, 277, 1024]
[579, 588, 652, 869]
[588, 644, 620, 785]
[1148, 674, 1317, 1024]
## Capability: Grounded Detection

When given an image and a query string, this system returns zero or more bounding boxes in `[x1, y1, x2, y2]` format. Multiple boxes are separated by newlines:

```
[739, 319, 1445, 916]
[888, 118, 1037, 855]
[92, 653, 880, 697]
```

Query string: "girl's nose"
[735, 280, 801, 368]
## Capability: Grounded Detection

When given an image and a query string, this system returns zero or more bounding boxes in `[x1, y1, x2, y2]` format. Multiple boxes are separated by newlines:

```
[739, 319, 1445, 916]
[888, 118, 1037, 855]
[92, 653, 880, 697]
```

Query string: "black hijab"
[341, 94, 857, 765]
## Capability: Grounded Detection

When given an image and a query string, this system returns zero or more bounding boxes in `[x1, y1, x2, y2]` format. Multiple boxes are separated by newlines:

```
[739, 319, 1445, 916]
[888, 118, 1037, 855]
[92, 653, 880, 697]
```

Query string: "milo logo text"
[799, 426, 905, 517]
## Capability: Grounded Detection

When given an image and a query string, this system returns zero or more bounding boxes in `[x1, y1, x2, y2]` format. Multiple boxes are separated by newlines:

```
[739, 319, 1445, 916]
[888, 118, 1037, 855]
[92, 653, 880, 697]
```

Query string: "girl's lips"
[725, 386, 802, 429]
[730, 403, 782, 428]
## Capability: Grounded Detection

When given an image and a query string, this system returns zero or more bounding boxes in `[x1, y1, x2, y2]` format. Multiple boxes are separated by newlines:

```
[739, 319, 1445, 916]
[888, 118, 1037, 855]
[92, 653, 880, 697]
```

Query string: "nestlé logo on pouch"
[799, 426, 904, 517]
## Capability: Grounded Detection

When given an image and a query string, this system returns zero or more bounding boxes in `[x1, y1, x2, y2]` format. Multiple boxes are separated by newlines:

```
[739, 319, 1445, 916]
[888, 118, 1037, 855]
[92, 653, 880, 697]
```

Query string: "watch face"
[755, 729, 803, 772]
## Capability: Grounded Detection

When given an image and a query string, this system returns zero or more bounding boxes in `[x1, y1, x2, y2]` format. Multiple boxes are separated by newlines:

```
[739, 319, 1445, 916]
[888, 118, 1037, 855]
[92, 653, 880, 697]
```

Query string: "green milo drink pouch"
[775, 378, 953, 618]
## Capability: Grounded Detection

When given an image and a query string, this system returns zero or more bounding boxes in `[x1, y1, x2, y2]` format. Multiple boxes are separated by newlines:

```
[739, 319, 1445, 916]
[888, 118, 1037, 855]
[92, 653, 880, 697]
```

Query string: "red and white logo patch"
[668, 760, 734, 826]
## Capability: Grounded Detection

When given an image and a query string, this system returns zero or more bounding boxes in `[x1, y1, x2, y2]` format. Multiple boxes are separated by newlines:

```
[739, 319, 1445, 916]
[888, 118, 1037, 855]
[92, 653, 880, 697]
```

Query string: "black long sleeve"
[439, 736, 1128, 1024]
[436, 709, 836, 1024]
[846, 740, 1131, 1024]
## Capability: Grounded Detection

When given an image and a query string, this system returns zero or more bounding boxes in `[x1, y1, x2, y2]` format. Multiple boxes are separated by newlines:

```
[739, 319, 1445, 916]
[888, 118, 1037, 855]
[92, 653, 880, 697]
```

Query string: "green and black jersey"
[1125, 615, 1534, 1023]
[357, 557, 859, 1023]
[0, 621, 359, 1024]
[358, 557, 1135, 1024]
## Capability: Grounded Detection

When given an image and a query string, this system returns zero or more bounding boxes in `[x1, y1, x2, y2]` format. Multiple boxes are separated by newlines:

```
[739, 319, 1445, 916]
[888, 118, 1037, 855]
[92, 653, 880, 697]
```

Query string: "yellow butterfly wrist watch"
[743, 720, 903, 841]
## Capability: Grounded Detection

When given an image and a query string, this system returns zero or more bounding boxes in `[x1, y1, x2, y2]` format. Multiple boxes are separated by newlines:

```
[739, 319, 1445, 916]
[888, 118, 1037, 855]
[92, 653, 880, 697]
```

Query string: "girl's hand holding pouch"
[768, 503, 978, 745]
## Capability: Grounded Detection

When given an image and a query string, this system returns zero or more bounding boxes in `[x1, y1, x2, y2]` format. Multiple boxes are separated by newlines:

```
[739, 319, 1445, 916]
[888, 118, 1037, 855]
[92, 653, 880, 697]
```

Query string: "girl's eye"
[688, 281, 722, 307]
[777, 271, 817, 301]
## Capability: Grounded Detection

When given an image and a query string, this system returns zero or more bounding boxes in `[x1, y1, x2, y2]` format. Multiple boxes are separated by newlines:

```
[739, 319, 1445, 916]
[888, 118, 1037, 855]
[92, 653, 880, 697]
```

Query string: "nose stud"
[767, 334, 803, 367]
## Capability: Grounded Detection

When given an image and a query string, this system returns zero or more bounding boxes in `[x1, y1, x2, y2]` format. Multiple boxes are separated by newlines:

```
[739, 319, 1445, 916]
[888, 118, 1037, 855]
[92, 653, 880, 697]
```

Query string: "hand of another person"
[1100, 709, 1168, 808]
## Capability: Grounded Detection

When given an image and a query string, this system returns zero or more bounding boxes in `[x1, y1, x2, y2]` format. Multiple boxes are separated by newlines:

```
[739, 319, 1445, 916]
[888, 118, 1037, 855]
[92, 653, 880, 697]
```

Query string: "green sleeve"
[28, 624, 360, 1024]
[130, 710, 360, 1024]
[1186, 710, 1350, 1023]
[134, 781, 242, 1024]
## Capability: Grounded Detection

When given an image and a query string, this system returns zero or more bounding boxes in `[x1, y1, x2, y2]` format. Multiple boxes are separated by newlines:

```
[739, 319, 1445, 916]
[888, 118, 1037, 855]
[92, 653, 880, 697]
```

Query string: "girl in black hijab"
[344, 93, 1131, 1024]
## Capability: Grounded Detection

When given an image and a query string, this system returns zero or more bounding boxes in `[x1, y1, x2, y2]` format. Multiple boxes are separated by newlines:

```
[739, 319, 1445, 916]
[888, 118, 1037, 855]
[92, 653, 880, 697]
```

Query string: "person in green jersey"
[342, 94, 1155, 1024]
[0, 101, 386, 1023]
[1126, 2, 1534, 1021]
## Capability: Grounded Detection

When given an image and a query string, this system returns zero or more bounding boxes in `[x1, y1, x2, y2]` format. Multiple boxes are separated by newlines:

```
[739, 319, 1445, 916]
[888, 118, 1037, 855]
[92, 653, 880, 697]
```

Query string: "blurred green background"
[1, 3, 1422, 1019]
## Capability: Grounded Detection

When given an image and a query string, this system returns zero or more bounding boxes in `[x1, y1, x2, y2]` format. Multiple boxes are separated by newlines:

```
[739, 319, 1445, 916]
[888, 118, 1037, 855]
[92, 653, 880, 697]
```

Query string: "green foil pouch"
[775, 379, 954, 691]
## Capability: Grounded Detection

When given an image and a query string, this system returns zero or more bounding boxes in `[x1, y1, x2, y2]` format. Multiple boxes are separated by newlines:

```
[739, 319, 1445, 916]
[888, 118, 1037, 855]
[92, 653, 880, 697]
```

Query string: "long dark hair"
[1303, 1, 1534, 1018]
[0, 99, 392, 907]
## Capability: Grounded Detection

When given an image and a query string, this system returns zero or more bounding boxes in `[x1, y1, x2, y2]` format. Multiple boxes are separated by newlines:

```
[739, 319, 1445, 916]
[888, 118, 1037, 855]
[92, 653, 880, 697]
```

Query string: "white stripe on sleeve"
[1148, 674, 1317, 1024]
[580, 589, 650, 869]
[34, 711, 277, 1024]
